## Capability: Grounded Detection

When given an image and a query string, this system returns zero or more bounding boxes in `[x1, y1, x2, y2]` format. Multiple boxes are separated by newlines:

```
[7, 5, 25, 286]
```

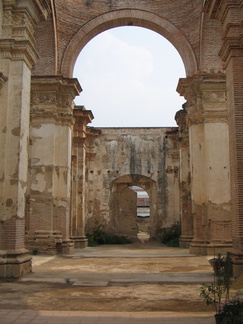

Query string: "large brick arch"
[60, 9, 198, 78]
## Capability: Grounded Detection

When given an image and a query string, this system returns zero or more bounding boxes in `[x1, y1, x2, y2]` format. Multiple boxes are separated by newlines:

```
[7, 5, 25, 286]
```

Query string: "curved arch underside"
[61, 9, 198, 78]
[113, 174, 155, 185]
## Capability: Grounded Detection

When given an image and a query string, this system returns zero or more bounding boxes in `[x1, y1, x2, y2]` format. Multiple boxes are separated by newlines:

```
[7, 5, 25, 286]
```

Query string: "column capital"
[2, 0, 51, 27]
[73, 106, 94, 138]
[1, 0, 52, 68]
[0, 38, 38, 69]
[177, 72, 227, 125]
[30, 76, 82, 126]
[177, 72, 226, 98]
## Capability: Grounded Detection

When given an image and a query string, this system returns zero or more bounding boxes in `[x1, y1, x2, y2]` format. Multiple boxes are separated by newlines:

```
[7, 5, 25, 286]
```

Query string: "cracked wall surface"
[85, 127, 180, 239]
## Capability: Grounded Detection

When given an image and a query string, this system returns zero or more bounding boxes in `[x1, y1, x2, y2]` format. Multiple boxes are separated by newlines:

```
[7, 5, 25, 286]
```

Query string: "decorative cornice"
[74, 106, 94, 123]
[31, 76, 82, 96]
[3, 0, 52, 22]
[1, 0, 53, 70]
[203, 0, 242, 21]
[30, 76, 81, 126]
[30, 112, 75, 126]
[177, 73, 228, 126]
[177, 72, 226, 104]
[186, 109, 228, 126]
[219, 36, 243, 66]
[73, 106, 94, 140]
[203, 0, 243, 65]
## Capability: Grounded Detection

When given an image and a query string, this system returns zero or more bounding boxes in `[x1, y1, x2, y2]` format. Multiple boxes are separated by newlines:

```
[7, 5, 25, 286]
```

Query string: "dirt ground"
[0, 241, 236, 314]
[0, 282, 212, 312]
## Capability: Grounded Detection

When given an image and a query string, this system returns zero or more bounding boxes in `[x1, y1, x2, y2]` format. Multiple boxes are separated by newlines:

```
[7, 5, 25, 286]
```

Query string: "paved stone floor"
[1, 241, 235, 323]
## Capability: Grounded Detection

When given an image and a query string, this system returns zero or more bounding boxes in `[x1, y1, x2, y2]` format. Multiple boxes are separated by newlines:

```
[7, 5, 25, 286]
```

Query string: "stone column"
[0, 1, 49, 278]
[204, 0, 243, 275]
[177, 72, 231, 255]
[175, 104, 193, 248]
[26, 76, 81, 254]
[71, 106, 94, 248]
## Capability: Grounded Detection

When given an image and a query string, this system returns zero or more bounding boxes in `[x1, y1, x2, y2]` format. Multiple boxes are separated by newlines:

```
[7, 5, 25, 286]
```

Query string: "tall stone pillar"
[0, 1, 49, 278]
[26, 76, 81, 254]
[204, 0, 243, 275]
[175, 104, 193, 248]
[71, 106, 93, 248]
[177, 73, 231, 255]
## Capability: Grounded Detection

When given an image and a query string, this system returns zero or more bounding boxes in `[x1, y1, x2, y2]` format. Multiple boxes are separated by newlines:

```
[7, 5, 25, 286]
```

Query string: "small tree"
[200, 253, 232, 314]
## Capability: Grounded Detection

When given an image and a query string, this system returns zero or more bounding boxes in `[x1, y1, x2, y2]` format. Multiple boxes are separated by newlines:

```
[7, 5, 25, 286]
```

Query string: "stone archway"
[3, 0, 243, 279]
[110, 175, 157, 240]
[61, 9, 197, 78]
[28, 1, 231, 258]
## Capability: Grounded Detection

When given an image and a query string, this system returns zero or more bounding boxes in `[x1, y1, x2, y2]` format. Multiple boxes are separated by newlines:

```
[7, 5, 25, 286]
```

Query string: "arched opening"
[60, 9, 196, 251]
[110, 174, 157, 241]
[61, 9, 197, 78]
[130, 186, 151, 243]
[73, 26, 186, 127]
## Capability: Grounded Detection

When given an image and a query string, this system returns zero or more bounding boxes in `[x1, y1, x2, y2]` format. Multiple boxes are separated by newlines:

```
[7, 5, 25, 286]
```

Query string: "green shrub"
[87, 224, 132, 246]
[160, 223, 181, 247]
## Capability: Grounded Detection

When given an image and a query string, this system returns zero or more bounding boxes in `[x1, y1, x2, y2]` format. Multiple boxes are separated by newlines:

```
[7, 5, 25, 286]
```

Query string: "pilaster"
[204, 0, 243, 274]
[71, 106, 94, 248]
[0, 0, 51, 278]
[26, 76, 81, 254]
[177, 72, 232, 255]
[175, 104, 193, 248]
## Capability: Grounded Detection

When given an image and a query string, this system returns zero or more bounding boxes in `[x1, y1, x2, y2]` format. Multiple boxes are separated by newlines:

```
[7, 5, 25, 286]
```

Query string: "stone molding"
[219, 39, 243, 67]
[0, 38, 38, 69]
[204, 0, 243, 66]
[204, 0, 243, 21]
[73, 106, 94, 140]
[3, 0, 51, 26]
[1, 0, 52, 69]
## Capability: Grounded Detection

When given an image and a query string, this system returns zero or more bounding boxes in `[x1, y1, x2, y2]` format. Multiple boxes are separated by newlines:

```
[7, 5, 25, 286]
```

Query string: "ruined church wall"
[85, 127, 180, 238]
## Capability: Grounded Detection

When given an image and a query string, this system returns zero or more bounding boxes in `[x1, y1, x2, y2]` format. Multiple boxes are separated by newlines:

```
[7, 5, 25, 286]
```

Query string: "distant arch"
[110, 174, 158, 239]
[61, 9, 198, 77]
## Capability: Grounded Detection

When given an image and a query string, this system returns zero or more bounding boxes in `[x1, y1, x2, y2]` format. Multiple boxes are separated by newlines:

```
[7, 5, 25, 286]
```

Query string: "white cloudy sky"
[73, 26, 186, 127]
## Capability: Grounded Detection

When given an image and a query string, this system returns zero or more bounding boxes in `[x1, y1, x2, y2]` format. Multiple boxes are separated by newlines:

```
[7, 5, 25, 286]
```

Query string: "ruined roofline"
[89, 126, 179, 130]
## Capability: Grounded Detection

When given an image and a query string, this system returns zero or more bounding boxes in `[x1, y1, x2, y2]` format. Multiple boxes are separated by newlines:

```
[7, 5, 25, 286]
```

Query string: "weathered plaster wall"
[85, 127, 180, 239]
[25, 77, 80, 255]
[0, 0, 49, 278]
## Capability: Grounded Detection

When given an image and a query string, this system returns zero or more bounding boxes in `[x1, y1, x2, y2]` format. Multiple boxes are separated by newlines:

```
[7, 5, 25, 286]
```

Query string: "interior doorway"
[111, 174, 157, 241]
[131, 186, 150, 243]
